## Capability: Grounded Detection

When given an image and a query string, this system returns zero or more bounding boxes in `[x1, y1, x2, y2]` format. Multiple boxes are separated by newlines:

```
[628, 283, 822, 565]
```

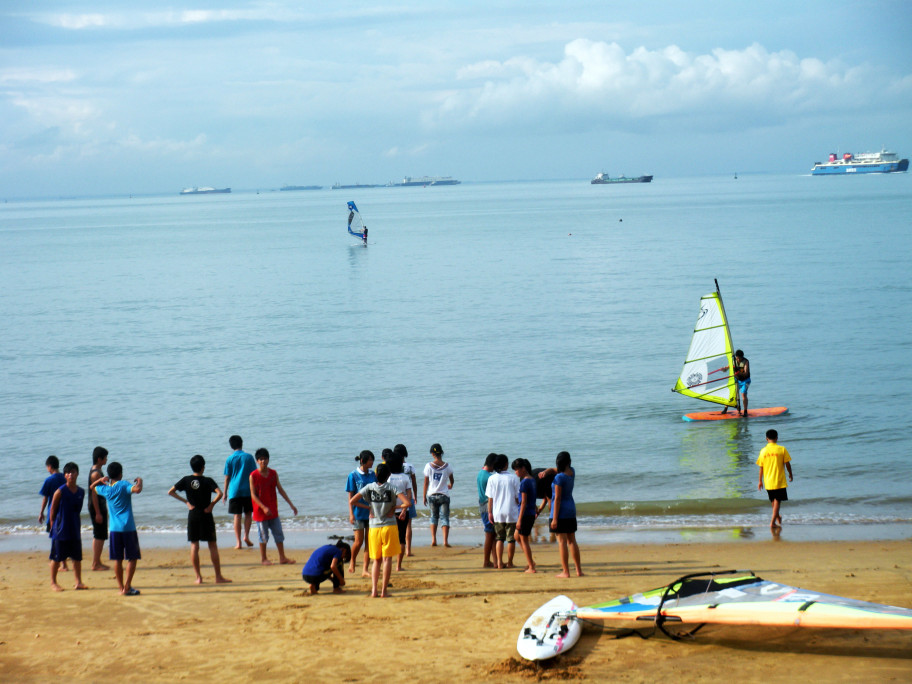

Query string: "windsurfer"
[732, 350, 750, 416]
[362, 226, 367, 244]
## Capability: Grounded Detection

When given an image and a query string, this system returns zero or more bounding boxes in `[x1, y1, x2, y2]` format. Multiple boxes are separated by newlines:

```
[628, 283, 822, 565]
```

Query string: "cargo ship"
[393, 176, 461, 187]
[180, 187, 231, 195]
[591, 172, 653, 184]
[811, 148, 908, 175]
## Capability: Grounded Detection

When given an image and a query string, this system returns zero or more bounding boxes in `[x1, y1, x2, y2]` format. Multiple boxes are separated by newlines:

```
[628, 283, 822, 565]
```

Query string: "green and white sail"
[672, 288, 737, 407]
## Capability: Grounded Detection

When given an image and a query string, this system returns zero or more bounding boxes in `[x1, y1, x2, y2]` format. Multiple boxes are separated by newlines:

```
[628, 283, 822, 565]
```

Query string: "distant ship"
[331, 182, 383, 190]
[811, 148, 908, 175]
[180, 187, 231, 195]
[591, 172, 653, 184]
[280, 185, 323, 191]
[393, 176, 461, 187]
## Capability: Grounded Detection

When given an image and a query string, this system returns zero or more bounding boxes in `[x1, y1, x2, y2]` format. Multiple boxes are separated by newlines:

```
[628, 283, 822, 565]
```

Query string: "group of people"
[38, 429, 794, 597]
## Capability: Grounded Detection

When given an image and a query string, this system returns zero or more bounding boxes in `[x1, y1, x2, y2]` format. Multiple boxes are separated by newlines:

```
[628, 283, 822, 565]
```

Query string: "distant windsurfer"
[362, 226, 367, 245]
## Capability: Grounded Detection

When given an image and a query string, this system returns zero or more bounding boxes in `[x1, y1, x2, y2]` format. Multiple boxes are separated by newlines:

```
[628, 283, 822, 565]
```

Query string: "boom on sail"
[671, 281, 738, 409]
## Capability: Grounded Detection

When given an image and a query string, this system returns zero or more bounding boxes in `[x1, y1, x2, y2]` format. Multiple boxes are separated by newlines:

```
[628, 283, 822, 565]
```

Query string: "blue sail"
[347, 201, 366, 240]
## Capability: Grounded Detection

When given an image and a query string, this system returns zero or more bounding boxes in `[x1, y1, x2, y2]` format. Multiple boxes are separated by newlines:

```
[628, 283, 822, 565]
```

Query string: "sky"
[1, 1, 911, 198]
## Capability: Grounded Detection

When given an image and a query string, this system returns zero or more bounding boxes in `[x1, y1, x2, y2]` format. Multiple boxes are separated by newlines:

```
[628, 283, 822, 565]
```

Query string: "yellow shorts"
[368, 525, 401, 559]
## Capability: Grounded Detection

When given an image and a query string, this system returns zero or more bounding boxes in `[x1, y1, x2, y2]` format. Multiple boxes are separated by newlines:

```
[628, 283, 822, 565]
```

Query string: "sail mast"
[714, 279, 740, 413]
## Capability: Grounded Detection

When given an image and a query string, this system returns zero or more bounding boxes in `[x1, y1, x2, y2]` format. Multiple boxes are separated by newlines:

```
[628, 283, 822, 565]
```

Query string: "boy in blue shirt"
[48, 462, 87, 591]
[39, 455, 68, 572]
[91, 461, 144, 596]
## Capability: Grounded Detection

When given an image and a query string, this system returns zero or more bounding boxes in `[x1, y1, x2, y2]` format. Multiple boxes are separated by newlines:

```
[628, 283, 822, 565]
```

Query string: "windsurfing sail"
[672, 280, 738, 408]
[574, 570, 912, 634]
[346, 201, 367, 241]
[519, 570, 912, 659]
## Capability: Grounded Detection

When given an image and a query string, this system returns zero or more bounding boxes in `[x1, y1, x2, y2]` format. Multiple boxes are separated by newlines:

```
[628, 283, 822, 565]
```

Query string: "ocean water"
[2, 174, 911, 546]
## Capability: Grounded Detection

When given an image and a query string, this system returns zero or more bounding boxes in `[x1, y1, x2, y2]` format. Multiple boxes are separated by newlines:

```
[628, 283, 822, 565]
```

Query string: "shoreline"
[3, 520, 910, 553]
[1, 540, 910, 682]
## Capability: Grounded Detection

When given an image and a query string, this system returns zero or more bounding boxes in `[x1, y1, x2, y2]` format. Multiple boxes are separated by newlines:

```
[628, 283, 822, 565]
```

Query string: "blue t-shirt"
[40, 472, 66, 498]
[477, 469, 492, 505]
[550, 472, 576, 520]
[95, 479, 136, 532]
[346, 467, 377, 521]
[518, 477, 537, 518]
[51, 485, 85, 541]
[302, 545, 343, 577]
[224, 450, 257, 499]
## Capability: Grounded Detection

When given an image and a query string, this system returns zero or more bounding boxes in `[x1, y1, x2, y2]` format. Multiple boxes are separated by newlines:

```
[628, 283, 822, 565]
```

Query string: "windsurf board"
[516, 595, 582, 661]
[683, 406, 789, 422]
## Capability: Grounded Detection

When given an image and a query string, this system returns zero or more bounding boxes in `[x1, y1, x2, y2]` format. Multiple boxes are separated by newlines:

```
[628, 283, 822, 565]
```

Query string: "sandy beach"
[1, 536, 911, 682]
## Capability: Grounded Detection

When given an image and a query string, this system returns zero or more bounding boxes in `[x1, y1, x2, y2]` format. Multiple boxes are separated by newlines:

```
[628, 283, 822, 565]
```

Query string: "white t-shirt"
[388, 472, 412, 500]
[485, 471, 520, 523]
[423, 461, 454, 497]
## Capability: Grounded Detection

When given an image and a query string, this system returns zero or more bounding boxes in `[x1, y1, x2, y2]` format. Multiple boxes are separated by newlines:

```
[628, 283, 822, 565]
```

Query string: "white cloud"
[0, 68, 77, 85]
[430, 40, 912, 132]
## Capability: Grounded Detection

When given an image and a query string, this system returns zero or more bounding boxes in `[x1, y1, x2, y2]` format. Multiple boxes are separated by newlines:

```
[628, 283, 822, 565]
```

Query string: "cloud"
[429, 40, 912, 133]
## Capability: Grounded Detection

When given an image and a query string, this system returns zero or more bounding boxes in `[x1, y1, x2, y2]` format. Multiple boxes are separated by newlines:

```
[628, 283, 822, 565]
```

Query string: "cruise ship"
[180, 187, 231, 195]
[811, 148, 908, 175]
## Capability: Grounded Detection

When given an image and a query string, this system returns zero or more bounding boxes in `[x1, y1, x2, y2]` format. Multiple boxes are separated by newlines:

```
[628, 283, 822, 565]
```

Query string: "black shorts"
[109, 530, 141, 561]
[767, 488, 789, 502]
[188, 512, 217, 543]
[303, 569, 342, 589]
[88, 500, 109, 540]
[551, 517, 578, 535]
[49, 538, 83, 562]
[396, 516, 408, 545]
[228, 496, 253, 515]
[517, 515, 536, 537]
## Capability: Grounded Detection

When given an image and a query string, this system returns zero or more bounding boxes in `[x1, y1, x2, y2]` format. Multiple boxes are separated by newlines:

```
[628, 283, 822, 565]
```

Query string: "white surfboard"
[516, 595, 582, 661]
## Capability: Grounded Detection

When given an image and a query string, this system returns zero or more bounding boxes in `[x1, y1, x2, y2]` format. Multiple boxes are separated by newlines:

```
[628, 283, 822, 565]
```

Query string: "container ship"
[811, 148, 908, 175]
[393, 176, 461, 187]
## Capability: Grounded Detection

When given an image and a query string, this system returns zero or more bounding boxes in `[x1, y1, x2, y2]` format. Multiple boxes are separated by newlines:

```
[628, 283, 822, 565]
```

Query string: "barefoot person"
[48, 462, 88, 591]
[249, 448, 297, 566]
[351, 463, 410, 598]
[302, 541, 351, 595]
[346, 450, 377, 577]
[757, 429, 793, 529]
[87, 447, 110, 571]
[223, 435, 257, 549]
[549, 451, 583, 578]
[422, 443, 454, 547]
[733, 350, 750, 416]
[513, 458, 537, 573]
[168, 455, 231, 585]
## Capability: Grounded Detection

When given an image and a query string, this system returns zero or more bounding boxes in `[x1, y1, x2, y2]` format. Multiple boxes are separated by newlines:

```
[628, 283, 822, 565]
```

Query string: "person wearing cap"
[422, 443, 454, 547]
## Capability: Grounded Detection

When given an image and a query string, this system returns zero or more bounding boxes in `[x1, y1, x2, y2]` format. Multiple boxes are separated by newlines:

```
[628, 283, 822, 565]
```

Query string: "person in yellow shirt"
[757, 429, 793, 528]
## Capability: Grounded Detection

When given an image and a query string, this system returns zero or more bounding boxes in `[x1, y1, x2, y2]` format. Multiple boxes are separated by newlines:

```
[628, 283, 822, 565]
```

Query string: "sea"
[2, 173, 911, 550]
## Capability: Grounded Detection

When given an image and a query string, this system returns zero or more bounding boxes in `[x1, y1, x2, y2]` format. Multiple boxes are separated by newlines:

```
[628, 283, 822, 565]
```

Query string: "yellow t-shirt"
[756, 443, 791, 490]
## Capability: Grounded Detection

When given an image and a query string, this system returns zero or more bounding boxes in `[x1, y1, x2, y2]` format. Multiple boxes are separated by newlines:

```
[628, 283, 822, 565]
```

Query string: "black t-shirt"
[531, 468, 555, 500]
[173, 475, 218, 514]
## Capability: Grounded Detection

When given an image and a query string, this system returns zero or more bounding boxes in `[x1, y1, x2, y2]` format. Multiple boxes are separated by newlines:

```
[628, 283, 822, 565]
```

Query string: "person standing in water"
[732, 350, 750, 416]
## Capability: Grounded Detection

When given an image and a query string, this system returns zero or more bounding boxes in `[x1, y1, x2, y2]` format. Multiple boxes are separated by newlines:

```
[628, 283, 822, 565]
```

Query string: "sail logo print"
[687, 372, 703, 387]
[697, 305, 709, 321]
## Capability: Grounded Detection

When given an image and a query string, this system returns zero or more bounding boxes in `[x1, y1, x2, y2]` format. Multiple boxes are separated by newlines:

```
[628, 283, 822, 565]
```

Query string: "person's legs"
[568, 533, 583, 576]
[440, 497, 451, 547]
[114, 559, 125, 591]
[243, 512, 253, 546]
[92, 538, 108, 570]
[506, 541, 516, 568]
[380, 557, 393, 597]
[518, 533, 536, 573]
[123, 559, 137, 593]
[555, 533, 570, 577]
[770, 499, 781, 527]
[233, 513, 243, 549]
[73, 560, 87, 589]
[208, 542, 230, 583]
[190, 541, 202, 583]
[276, 542, 295, 564]
[405, 516, 414, 556]
[50, 559, 63, 591]
[349, 528, 363, 573]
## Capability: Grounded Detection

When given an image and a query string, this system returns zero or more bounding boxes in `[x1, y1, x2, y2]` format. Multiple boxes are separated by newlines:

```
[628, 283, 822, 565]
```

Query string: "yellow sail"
[672, 289, 737, 407]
